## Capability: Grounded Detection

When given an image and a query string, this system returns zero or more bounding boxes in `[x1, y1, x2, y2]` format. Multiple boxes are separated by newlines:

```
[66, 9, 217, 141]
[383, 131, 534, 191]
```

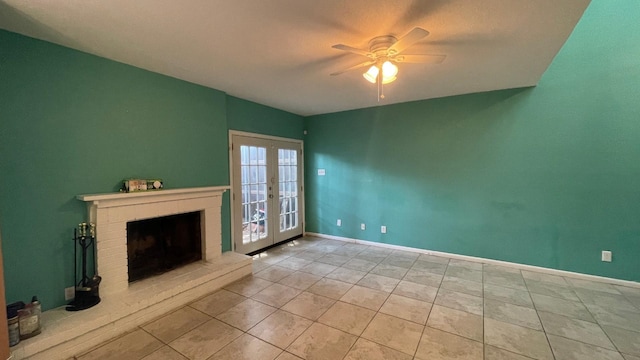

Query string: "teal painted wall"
[0, 30, 232, 310]
[227, 96, 304, 140]
[304, 0, 640, 282]
[0, 30, 307, 310]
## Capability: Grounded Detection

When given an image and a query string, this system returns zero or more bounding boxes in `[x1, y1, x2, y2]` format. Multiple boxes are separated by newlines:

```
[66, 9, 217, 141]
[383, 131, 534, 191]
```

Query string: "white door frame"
[228, 130, 305, 253]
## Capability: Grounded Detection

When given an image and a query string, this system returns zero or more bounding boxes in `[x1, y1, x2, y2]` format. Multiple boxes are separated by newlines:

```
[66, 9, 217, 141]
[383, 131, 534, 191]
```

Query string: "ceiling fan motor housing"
[368, 35, 398, 58]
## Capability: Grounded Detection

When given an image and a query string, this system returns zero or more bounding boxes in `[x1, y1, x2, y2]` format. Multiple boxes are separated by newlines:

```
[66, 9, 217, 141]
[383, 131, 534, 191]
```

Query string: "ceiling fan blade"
[394, 54, 446, 64]
[388, 27, 430, 55]
[332, 44, 373, 58]
[330, 60, 377, 76]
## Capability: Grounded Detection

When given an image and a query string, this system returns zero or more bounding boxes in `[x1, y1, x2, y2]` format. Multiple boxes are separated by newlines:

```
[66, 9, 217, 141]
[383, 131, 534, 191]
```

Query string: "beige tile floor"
[76, 237, 640, 360]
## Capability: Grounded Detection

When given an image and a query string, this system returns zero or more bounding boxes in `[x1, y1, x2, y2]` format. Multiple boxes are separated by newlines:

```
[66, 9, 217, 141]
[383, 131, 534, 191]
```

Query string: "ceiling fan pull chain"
[378, 72, 385, 101]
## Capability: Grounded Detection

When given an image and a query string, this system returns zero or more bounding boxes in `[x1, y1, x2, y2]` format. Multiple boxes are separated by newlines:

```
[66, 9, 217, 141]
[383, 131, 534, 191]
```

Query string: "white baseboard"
[305, 232, 640, 289]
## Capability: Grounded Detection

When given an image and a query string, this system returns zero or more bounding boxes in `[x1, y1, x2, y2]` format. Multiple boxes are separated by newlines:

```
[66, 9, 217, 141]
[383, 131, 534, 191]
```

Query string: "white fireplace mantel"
[77, 185, 230, 207]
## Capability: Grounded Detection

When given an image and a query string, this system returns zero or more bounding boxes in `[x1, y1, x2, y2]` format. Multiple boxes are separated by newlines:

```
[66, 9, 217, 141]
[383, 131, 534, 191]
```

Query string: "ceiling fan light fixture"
[332, 27, 443, 98]
[382, 61, 398, 77]
[381, 61, 398, 84]
[363, 65, 379, 83]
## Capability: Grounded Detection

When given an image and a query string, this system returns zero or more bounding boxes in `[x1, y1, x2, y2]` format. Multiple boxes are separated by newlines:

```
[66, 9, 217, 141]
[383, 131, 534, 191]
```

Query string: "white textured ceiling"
[0, 0, 590, 116]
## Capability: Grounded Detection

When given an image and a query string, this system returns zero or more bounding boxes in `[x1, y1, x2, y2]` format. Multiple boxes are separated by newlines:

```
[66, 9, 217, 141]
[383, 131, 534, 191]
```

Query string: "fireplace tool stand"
[66, 223, 102, 311]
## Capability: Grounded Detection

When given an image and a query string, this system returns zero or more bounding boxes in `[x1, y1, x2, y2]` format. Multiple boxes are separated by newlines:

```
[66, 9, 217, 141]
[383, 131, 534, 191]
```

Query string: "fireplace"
[77, 186, 229, 295]
[14, 186, 252, 360]
[127, 211, 202, 282]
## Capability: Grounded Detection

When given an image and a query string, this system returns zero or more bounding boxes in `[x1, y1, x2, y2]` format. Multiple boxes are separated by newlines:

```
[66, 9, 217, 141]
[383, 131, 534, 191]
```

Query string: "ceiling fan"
[330, 27, 446, 99]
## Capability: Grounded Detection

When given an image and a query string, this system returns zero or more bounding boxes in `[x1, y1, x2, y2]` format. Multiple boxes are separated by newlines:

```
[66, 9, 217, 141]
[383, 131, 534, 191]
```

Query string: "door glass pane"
[241, 146, 248, 165]
[249, 146, 257, 164]
[259, 147, 266, 162]
[240, 145, 269, 244]
[278, 148, 299, 232]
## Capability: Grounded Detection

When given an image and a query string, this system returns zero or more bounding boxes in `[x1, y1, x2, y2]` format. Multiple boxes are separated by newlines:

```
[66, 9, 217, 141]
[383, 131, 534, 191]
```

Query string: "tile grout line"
[415, 259, 450, 360]
[297, 245, 375, 359]
[251, 248, 359, 358]
[522, 268, 558, 360]
[356, 250, 416, 359]
[575, 283, 632, 358]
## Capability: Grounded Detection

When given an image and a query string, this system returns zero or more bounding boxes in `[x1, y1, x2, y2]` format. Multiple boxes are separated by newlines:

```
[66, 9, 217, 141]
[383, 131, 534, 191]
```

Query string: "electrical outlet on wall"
[601, 250, 612, 262]
[337, 219, 342, 226]
[64, 286, 75, 301]
[381, 226, 387, 234]
[360, 223, 366, 230]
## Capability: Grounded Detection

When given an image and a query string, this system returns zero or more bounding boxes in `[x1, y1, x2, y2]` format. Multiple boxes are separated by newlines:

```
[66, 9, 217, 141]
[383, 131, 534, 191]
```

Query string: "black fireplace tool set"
[66, 222, 101, 311]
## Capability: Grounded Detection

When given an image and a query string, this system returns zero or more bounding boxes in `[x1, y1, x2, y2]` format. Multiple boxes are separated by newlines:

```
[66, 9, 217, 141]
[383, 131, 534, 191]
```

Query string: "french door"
[231, 133, 303, 254]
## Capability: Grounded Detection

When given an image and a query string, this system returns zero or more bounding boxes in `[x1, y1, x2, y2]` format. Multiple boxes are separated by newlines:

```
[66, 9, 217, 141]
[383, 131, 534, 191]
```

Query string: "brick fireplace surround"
[9, 186, 252, 360]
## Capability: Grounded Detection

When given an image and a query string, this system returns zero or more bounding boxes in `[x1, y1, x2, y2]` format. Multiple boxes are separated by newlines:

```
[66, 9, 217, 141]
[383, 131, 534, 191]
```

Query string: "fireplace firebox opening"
[127, 211, 202, 283]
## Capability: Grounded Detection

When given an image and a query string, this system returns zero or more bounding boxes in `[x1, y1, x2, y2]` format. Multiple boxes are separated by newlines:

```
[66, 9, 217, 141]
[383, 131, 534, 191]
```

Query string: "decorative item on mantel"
[66, 223, 101, 311]
[121, 178, 163, 192]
